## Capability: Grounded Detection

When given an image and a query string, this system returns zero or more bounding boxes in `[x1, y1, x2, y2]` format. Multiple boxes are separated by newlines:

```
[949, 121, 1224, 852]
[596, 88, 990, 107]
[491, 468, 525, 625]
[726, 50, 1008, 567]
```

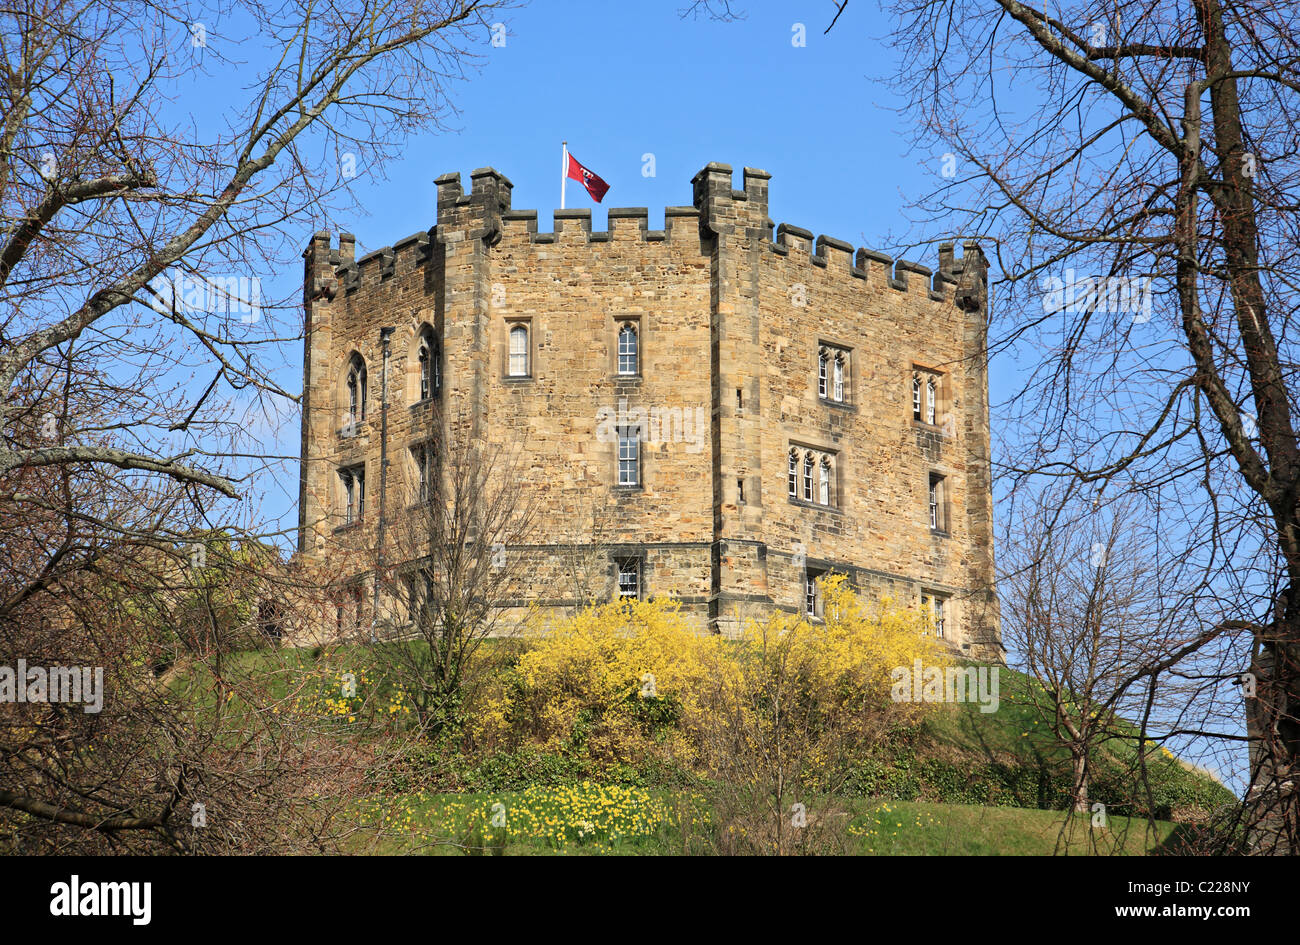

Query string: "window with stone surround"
[258, 599, 284, 641]
[617, 425, 640, 486]
[410, 443, 433, 503]
[336, 584, 364, 637]
[912, 366, 946, 427]
[404, 572, 435, 626]
[921, 591, 949, 639]
[790, 446, 837, 508]
[804, 567, 828, 619]
[617, 322, 638, 376]
[818, 344, 851, 404]
[416, 325, 440, 401]
[339, 464, 365, 526]
[508, 323, 530, 377]
[348, 585, 364, 635]
[929, 472, 948, 533]
[615, 556, 641, 600]
[344, 352, 367, 431]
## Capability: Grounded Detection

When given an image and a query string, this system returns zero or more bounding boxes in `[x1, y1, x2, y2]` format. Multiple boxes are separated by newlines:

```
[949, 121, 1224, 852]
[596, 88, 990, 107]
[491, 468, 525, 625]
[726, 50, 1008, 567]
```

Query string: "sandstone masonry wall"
[296, 162, 1003, 659]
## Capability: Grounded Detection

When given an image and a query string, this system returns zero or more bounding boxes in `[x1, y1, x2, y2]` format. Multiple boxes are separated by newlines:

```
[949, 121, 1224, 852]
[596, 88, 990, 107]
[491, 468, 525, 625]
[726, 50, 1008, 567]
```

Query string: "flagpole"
[561, 141, 568, 210]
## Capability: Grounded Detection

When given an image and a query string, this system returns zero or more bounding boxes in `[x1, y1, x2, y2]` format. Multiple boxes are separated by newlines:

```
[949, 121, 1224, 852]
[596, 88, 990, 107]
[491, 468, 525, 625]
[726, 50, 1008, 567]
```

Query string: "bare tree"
[0, 0, 509, 851]
[1001, 490, 1201, 846]
[0, 524, 399, 854]
[554, 489, 620, 613]
[862, 0, 1299, 851]
[381, 404, 537, 738]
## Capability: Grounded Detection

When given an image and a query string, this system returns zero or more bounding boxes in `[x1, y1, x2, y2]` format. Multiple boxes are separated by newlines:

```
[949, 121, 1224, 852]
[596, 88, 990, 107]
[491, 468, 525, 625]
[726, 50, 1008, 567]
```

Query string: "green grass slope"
[179, 646, 1237, 854]
[847, 665, 1236, 823]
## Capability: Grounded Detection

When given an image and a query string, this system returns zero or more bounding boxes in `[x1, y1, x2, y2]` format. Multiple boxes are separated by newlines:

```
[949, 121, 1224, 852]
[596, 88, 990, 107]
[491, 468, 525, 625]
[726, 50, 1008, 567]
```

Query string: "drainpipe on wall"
[372, 326, 395, 645]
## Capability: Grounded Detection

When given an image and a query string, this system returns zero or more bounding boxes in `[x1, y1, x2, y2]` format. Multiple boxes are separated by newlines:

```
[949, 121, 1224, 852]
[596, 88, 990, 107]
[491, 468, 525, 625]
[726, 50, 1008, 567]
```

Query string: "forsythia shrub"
[692, 575, 951, 737]
[785, 573, 951, 715]
[474, 576, 951, 793]
[475, 598, 725, 764]
[684, 574, 953, 854]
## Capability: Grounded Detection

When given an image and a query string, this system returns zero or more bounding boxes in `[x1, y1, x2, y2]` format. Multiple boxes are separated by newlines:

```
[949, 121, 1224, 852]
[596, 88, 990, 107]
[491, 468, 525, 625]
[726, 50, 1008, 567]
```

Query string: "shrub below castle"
[468, 577, 948, 781]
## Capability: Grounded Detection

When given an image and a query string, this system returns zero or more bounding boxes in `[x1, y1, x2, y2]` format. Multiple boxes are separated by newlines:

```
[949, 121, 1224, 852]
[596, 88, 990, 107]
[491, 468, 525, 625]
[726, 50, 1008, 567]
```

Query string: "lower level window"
[340, 465, 365, 525]
[338, 585, 364, 635]
[804, 568, 826, 619]
[616, 557, 641, 599]
[405, 573, 435, 625]
[922, 593, 948, 638]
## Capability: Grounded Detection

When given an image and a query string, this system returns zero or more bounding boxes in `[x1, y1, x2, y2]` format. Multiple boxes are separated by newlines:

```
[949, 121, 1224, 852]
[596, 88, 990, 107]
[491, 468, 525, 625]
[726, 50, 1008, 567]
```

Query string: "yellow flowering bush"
[476, 598, 725, 764]
[352, 580, 954, 854]
[686, 575, 951, 854]
[475, 577, 949, 794]
[747, 573, 952, 716]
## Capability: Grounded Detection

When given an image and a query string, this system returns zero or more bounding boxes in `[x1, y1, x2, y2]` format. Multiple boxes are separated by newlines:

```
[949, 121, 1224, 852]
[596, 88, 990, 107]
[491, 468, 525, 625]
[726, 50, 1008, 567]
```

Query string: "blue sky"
[254, 1, 969, 532]
[328, 2, 936, 260]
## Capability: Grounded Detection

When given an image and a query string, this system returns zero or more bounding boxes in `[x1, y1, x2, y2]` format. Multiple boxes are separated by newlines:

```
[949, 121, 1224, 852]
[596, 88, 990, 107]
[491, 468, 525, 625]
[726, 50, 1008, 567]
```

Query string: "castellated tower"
[296, 162, 1003, 661]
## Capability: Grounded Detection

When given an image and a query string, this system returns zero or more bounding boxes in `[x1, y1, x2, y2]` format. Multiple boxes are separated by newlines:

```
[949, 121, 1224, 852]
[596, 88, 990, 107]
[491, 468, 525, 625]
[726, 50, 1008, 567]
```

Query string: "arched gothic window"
[346, 353, 367, 425]
[508, 324, 529, 377]
[617, 323, 638, 376]
[417, 326, 440, 401]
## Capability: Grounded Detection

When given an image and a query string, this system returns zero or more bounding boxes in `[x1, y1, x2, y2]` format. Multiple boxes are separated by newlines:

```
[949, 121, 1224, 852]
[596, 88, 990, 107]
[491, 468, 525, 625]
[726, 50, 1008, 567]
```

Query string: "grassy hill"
[350, 791, 1181, 855]
[184, 645, 1236, 854]
[849, 667, 1235, 823]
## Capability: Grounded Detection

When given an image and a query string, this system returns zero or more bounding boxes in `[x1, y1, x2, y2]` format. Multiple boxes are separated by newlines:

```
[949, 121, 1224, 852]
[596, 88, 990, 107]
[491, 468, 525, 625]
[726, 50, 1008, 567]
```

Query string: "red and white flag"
[564, 150, 610, 203]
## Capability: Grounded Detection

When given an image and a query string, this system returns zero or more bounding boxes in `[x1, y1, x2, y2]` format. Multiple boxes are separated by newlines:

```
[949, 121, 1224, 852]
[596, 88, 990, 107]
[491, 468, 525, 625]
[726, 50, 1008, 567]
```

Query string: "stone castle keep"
[296, 162, 1003, 660]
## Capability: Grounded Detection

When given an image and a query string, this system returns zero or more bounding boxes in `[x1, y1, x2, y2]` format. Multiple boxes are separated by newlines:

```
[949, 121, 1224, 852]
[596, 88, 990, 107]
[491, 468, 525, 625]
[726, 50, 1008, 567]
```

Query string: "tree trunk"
[1071, 748, 1089, 814]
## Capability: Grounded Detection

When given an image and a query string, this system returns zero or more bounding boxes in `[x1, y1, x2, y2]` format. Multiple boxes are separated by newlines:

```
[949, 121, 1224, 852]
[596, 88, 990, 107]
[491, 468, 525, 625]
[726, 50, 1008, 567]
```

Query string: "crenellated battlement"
[492, 205, 706, 244]
[303, 163, 986, 309]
